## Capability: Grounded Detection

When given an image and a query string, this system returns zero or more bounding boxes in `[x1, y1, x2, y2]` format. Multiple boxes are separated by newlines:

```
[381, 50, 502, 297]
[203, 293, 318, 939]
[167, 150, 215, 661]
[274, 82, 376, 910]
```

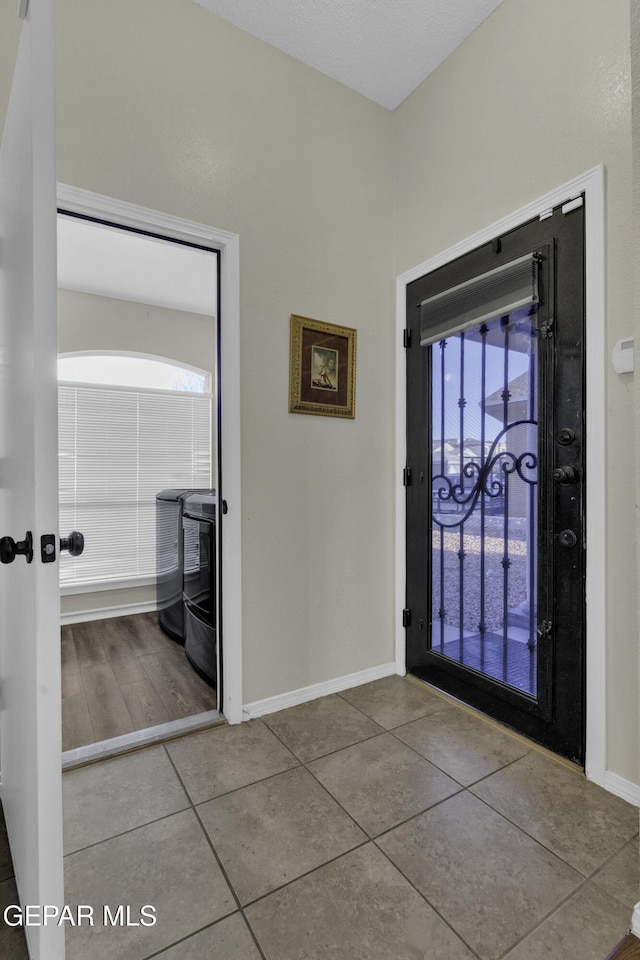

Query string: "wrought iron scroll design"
[432, 419, 538, 529]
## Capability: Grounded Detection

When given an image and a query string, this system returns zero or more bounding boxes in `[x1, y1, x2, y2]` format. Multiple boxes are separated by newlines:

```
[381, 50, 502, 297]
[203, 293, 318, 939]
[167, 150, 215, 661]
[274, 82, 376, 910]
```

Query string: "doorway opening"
[57, 209, 223, 762]
[404, 201, 586, 763]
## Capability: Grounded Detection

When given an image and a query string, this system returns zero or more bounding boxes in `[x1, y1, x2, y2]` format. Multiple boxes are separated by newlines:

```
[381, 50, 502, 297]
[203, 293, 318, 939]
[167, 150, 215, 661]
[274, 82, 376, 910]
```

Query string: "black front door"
[405, 201, 585, 763]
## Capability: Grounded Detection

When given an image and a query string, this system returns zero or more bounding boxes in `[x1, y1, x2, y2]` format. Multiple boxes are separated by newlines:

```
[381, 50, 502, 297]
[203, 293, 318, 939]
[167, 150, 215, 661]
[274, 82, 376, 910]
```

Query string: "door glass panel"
[430, 308, 538, 696]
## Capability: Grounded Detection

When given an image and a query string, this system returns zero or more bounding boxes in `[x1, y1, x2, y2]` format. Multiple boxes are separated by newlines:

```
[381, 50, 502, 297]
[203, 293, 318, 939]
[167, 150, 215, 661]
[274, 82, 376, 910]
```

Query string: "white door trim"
[56, 183, 244, 725]
[395, 165, 606, 784]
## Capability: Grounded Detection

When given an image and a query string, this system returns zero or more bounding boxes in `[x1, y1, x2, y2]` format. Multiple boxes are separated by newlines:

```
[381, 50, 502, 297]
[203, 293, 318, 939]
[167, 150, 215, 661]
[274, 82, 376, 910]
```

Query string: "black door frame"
[406, 208, 584, 760]
[394, 169, 607, 779]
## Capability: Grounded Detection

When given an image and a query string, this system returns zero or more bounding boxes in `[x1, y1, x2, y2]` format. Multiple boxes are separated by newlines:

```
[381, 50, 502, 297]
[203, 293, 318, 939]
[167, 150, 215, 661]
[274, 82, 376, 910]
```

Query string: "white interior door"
[0, 2, 64, 958]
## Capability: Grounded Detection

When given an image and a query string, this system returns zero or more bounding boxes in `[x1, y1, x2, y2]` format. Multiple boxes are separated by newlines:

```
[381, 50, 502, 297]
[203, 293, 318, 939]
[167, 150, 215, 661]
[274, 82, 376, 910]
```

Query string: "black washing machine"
[182, 490, 217, 687]
[156, 489, 191, 643]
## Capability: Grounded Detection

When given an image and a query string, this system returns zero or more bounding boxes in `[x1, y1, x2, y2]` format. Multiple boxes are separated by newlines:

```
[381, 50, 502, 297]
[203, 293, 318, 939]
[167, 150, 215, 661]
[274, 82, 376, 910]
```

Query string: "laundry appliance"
[182, 490, 217, 687]
[155, 488, 191, 642]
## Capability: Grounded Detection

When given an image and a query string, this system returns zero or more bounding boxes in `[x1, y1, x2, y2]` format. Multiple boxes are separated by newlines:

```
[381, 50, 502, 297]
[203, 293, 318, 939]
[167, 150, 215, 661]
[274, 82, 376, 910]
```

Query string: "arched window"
[58, 353, 210, 392]
[58, 353, 213, 588]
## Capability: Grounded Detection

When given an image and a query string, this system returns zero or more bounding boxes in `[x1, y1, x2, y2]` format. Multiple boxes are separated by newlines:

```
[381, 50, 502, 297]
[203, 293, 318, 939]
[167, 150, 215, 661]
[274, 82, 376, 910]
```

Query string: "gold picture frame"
[288, 314, 357, 419]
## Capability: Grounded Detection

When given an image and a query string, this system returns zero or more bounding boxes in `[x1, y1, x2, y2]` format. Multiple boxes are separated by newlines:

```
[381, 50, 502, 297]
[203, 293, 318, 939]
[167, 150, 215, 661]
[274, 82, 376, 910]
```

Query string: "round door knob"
[552, 466, 576, 483]
[0, 537, 16, 564]
[0, 532, 33, 564]
[558, 529, 578, 548]
[557, 428, 576, 446]
[60, 531, 85, 557]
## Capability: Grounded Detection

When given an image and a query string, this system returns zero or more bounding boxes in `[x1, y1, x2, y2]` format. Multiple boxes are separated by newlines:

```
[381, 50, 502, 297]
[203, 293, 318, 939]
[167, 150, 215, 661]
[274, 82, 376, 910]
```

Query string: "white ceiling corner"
[193, 0, 505, 110]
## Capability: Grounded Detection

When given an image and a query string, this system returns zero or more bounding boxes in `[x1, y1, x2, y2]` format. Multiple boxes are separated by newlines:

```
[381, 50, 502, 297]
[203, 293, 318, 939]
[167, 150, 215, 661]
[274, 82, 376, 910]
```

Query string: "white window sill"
[60, 575, 156, 596]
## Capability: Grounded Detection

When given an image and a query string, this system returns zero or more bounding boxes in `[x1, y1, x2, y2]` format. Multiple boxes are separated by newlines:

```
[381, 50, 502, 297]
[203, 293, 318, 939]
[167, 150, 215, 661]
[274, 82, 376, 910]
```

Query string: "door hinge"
[538, 318, 554, 339]
[403, 467, 412, 486]
[536, 620, 552, 640]
[403, 329, 412, 349]
[17, 0, 29, 20]
[403, 608, 411, 628]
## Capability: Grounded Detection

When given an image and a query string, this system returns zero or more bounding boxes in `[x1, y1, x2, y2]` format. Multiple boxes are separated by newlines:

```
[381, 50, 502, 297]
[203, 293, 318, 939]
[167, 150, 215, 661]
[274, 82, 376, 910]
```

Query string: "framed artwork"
[288, 314, 357, 419]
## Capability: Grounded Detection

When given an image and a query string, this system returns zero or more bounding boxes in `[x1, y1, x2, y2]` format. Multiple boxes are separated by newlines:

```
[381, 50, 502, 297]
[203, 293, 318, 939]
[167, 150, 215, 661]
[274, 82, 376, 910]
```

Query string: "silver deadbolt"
[558, 529, 577, 548]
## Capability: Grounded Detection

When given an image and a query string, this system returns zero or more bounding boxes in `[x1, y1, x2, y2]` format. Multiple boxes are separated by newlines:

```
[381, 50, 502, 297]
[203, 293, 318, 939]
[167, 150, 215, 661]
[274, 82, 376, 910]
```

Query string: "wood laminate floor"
[61, 612, 217, 752]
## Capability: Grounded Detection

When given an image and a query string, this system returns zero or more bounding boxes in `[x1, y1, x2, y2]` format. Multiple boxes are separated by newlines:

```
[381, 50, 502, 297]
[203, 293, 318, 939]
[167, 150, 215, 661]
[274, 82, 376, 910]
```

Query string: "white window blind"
[59, 382, 212, 586]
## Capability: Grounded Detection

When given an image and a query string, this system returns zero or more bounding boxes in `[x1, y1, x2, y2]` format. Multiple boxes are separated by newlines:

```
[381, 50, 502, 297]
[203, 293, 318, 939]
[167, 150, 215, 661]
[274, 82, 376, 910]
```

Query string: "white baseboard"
[603, 770, 640, 807]
[60, 600, 157, 625]
[243, 662, 397, 719]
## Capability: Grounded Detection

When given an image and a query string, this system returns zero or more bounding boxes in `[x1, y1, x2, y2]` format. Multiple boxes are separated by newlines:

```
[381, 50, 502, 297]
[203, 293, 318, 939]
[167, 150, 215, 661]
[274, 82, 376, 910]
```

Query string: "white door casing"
[56, 184, 243, 727]
[395, 166, 606, 786]
[0, 1, 65, 958]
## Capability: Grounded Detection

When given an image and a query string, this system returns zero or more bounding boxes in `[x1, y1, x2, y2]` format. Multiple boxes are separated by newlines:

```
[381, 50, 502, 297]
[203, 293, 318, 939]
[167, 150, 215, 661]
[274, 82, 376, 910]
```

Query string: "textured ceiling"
[194, 0, 504, 110]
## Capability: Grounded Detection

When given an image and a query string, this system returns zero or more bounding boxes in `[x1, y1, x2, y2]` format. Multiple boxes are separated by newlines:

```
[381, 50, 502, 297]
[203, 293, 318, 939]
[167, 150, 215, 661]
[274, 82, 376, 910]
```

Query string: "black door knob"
[557, 428, 576, 446]
[60, 531, 85, 557]
[558, 529, 578, 548]
[0, 532, 34, 564]
[552, 466, 576, 483]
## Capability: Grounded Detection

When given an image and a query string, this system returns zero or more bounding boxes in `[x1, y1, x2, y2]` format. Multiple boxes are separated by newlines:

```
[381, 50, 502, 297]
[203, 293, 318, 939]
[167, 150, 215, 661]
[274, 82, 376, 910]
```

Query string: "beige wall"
[53, 0, 396, 703]
[0, 13, 20, 144]
[58, 289, 216, 374]
[394, 0, 637, 782]
[632, 0, 640, 797]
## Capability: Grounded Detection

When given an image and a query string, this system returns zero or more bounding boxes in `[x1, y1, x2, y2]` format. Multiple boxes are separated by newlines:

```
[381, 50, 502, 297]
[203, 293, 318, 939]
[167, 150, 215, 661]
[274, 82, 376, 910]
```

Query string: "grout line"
[192, 802, 244, 913]
[139, 918, 232, 960]
[162, 719, 302, 803]
[257, 718, 471, 884]
[62, 802, 193, 858]
[251, 717, 379, 843]
[237, 912, 269, 960]
[466, 789, 594, 877]
[302, 760, 381, 839]
[237, 840, 371, 912]
[162, 744, 271, 958]
[186, 760, 302, 805]
[403, 673, 584, 774]
[370, 787, 465, 843]
[455, 750, 531, 789]
[371, 836, 482, 960]
[492, 876, 594, 960]
[260, 709, 386, 763]
[585, 832, 640, 910]
[162, 749, 242, 912]
[385, 724, 476, 788]
[331, 684, 531, 793]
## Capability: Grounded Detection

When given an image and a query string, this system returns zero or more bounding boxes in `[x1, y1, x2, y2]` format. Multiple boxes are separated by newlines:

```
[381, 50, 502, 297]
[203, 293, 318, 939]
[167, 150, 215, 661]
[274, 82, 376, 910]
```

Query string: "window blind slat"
[59, 383, 212, 586]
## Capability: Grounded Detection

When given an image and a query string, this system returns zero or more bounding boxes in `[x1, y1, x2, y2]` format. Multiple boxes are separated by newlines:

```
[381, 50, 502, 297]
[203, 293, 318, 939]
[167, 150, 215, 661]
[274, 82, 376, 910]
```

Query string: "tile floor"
[1, 675, 638, 959]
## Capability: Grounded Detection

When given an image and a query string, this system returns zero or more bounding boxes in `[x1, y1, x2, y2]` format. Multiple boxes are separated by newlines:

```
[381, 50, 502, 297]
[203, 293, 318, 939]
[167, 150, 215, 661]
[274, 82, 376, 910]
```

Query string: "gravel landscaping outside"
[431, 515, 533, 636]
